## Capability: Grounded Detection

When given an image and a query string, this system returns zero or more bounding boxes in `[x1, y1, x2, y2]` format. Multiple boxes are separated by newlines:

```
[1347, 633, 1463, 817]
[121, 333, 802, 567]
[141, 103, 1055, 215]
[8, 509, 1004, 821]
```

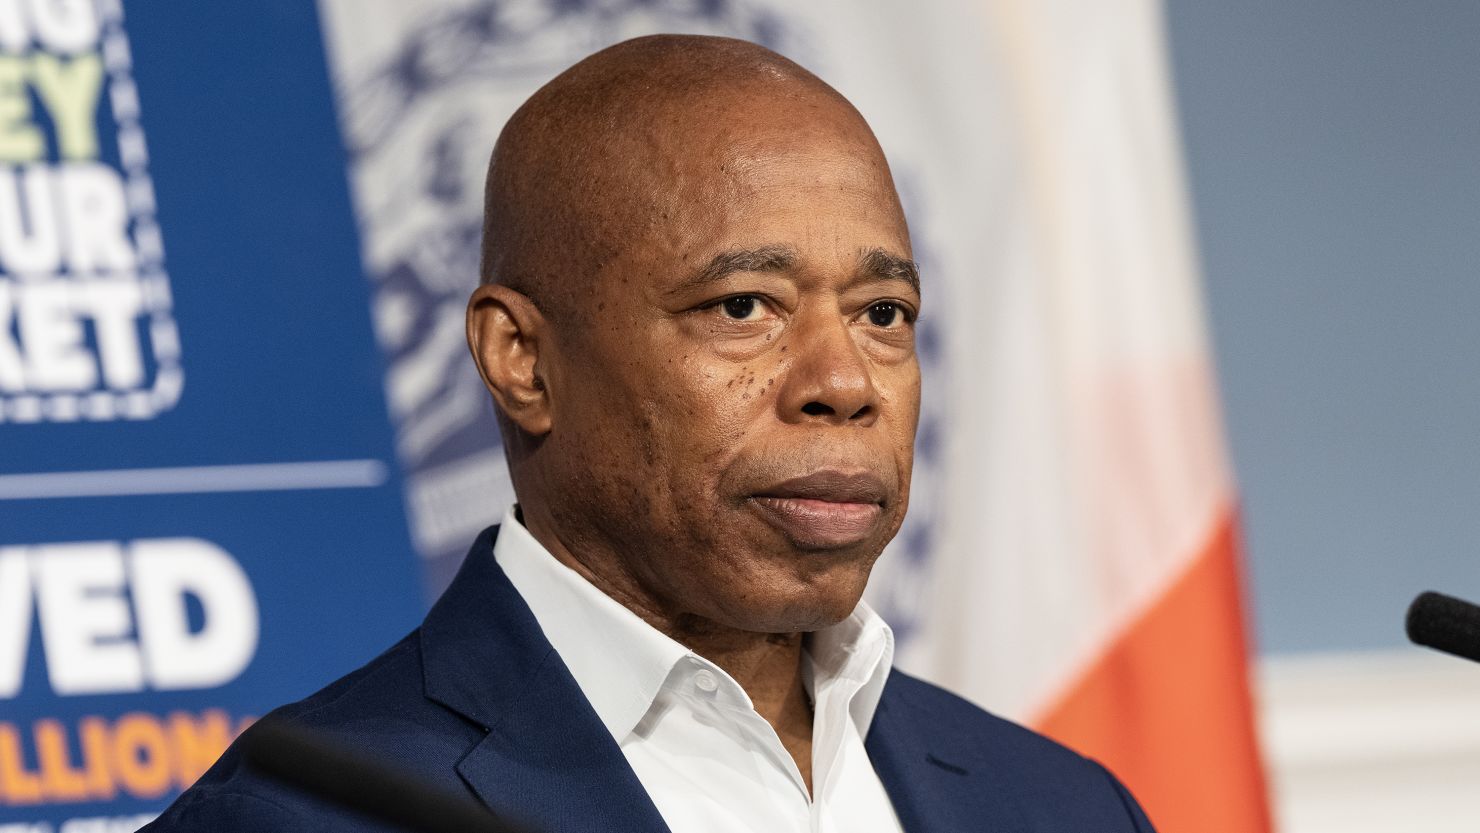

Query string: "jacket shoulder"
[879, 671, 1157, 831]
[141, 786, 329, 833]
[883, 670, 1085, 763]
[143, 629, 481, 833]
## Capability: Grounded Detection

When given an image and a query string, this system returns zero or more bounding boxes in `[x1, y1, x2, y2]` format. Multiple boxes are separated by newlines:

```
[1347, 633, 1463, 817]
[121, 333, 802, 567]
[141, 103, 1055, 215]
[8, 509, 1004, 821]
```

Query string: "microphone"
[1406, 591, 1480, 665]
[240, 719, 536, 833]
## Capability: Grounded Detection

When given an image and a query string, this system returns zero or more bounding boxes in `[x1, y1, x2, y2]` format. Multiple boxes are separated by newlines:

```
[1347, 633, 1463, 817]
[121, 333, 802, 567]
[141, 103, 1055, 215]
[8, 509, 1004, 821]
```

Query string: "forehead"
[626, 96, 909, 266]
[662, 87, 892, 191]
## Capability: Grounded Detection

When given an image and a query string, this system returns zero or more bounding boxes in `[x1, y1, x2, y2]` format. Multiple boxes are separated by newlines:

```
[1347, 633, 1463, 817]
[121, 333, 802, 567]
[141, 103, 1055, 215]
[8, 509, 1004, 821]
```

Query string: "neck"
[675, 621, 815, 791]
[672, 619, 813, 726]
[519, 504, 817, 790]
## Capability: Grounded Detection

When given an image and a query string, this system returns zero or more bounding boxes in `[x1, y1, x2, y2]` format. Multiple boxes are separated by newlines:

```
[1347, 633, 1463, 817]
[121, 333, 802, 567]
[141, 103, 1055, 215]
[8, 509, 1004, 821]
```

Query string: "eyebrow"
[688, 245, 797, 286]
[680, 244, 920, 295]
[859, 247, 921, 295]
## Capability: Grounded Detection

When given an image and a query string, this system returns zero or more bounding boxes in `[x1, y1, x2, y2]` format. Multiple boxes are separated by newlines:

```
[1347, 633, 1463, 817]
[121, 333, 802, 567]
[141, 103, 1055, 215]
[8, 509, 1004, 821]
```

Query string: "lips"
[748, 470, 887, 550]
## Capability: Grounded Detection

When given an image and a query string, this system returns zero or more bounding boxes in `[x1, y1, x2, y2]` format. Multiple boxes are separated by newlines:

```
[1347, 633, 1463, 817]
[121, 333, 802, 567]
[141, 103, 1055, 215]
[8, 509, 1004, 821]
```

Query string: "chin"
[721, 570, 872, 634]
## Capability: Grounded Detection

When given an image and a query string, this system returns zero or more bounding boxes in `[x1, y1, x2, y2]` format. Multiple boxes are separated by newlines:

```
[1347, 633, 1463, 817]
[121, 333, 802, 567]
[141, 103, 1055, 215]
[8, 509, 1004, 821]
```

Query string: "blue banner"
[0, 1, 424, 828]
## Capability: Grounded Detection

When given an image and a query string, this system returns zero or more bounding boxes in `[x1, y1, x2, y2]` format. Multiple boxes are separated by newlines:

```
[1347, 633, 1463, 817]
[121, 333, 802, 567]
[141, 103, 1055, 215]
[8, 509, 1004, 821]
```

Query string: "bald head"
[480, 35, 903, 326]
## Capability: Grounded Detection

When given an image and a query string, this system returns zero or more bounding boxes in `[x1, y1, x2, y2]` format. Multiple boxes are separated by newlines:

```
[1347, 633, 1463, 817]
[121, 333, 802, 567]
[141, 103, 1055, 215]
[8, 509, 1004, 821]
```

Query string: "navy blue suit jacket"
[144, 527, 1156, 832]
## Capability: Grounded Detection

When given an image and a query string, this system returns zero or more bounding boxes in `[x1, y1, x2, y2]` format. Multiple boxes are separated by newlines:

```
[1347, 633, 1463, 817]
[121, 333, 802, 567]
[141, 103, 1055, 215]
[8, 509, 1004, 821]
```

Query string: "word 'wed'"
[0, 539, 260, 698]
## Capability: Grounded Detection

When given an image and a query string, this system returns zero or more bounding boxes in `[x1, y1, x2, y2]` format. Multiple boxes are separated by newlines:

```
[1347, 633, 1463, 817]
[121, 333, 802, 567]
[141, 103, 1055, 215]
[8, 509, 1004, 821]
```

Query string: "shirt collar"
[806, 598, 895, 731]
[491, 506, 895, 740]
[492, 506, 688, 740]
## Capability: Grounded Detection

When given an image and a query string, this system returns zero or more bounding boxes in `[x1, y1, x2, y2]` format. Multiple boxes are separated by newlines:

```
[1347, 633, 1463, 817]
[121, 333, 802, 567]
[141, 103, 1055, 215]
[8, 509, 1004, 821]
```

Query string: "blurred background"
[2, 1, 1477, 831]
[1168, 2, 1480, 828]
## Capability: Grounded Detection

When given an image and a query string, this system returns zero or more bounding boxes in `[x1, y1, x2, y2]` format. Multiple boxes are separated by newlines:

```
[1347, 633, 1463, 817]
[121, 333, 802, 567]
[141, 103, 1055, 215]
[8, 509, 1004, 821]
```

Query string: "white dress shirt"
[491, 506, 906, 833]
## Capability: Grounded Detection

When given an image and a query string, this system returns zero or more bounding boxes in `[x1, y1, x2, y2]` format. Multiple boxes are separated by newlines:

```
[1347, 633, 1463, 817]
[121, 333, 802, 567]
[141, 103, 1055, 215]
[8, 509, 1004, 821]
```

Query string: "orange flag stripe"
[1035, 510, 1272, 833]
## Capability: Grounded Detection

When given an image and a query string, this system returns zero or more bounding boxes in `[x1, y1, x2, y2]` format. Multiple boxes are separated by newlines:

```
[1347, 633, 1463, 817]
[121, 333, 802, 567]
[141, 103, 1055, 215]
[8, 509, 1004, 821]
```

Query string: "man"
[145, 35, 1155, 832]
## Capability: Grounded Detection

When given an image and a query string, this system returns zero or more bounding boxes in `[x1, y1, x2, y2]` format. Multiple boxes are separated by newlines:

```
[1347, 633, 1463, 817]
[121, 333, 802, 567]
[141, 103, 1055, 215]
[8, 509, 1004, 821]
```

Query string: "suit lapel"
[456, 652, 671, 833]
[419, 527, 671, 833]
[866, 681, 1031, 833]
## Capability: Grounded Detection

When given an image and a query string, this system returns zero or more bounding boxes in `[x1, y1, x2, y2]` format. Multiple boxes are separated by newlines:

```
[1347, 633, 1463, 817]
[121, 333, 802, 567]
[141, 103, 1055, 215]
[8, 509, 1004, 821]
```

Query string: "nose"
[777, 312, 880, 426]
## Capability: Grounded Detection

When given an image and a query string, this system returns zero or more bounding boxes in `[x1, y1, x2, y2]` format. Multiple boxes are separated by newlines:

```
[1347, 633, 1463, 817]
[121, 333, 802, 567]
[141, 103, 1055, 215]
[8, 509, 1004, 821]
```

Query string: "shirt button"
[693, 669, 718, 692]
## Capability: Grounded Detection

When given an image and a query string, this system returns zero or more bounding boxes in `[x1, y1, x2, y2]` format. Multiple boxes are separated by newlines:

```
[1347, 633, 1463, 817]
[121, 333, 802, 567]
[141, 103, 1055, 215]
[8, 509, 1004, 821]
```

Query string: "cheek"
[880, 366, 922, 486]
[644, 357, 772, 465]
[877, 359, 922, 421]
[627, 356, 781, 527]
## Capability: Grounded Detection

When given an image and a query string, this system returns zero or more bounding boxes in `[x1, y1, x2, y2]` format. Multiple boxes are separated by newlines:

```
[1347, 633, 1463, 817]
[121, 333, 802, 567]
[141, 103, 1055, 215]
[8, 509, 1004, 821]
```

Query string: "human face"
[540, 99, 920, 634]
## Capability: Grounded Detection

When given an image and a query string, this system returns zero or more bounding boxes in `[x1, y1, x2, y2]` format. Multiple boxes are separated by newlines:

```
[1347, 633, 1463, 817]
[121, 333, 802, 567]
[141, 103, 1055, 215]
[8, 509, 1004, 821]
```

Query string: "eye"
[718, 295, 766, 321]
[866, 302, 907, 328]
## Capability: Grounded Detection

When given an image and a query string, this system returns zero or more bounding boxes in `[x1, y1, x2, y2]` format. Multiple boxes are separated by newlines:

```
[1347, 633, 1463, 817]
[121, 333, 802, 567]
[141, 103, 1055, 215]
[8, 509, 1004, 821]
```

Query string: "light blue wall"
[1165, 2, 1480, 654]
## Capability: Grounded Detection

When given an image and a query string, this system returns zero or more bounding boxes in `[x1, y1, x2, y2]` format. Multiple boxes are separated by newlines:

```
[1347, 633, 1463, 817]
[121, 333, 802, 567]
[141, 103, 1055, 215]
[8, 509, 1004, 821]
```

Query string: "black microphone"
[1406, 591, 1480, 665]
[240, 719, 536, 833]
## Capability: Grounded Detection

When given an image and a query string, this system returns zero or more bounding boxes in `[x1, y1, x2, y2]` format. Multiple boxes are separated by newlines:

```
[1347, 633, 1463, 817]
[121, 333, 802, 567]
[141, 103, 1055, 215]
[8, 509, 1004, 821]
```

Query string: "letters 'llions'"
[0, 710, 253, 806]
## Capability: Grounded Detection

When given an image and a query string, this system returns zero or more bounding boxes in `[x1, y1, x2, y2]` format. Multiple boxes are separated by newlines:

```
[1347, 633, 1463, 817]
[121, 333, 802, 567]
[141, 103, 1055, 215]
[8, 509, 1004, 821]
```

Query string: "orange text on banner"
[0, 710, 252, 806]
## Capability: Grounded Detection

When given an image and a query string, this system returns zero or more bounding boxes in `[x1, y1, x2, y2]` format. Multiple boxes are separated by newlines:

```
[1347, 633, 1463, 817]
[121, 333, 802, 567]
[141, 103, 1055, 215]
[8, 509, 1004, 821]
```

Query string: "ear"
[466, 284, 553, 436]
